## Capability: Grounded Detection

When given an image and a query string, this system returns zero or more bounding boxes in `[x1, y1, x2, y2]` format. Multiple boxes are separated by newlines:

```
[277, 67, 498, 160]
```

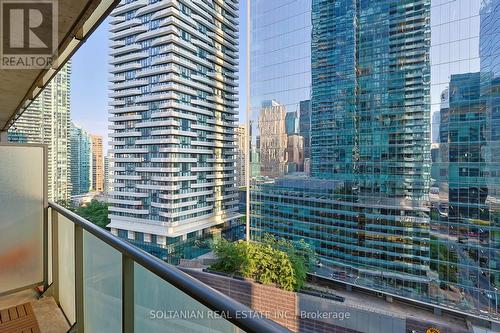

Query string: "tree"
[260, 234, 318, 291]
[57, 199, 76, 211]
[210, 237, 313, 291]
[261, 234, 317, 270]
[74, 199, 109, 229]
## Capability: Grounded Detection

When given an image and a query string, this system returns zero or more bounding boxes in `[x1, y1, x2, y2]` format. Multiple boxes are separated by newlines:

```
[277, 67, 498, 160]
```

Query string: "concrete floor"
[0, 289, 69, 333]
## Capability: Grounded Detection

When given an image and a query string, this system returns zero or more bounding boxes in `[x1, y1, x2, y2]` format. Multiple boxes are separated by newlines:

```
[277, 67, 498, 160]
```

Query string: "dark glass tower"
[310, 0, 432, 284]
[299, 100, 312, 162]
[250, 0, 499, 320]
[428, 0, 500, 317]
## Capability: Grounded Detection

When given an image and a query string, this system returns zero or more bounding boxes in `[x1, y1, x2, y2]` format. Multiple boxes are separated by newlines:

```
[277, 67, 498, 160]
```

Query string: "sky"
[70, 1, 248, 153]
[71, 17, 108, 149]
[70, 0, 484, 153]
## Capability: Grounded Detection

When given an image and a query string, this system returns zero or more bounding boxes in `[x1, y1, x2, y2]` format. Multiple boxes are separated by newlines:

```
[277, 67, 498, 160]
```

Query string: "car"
[483, 291, 496, 301]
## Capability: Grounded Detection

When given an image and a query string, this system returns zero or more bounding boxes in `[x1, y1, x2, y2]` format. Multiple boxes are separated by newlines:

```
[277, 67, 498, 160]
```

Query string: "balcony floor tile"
[0, 289, 69, 333]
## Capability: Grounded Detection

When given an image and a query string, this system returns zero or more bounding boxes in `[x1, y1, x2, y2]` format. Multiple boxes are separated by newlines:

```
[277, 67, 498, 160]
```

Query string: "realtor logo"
[0, 0, 57, 68]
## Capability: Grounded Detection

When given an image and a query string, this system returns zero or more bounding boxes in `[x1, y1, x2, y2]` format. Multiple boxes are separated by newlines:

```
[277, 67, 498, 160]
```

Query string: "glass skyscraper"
[249, 0, 499, 320]
[299, 99, 312, 166]
[70, 122, 92, 195]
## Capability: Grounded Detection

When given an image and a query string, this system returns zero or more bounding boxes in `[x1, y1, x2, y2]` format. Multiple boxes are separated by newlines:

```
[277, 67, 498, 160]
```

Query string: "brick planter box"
[180, 268, 359, 333]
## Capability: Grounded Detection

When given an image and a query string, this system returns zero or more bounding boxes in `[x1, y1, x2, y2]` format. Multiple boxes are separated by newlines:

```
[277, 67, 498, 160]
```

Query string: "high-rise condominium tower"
[91, 135, 104, 192]
[108, 0, 240, 260]
[104, 155, 110, 194]
[70, 123, 92, 196]
[8, 63, 72, 202]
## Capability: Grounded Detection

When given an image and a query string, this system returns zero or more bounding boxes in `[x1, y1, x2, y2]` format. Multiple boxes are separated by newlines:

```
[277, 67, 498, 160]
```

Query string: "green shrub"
[210, 235, 315, 291]
[58, 199, 110, 229]
[211, 238, 249, 274]
[75, 199, 110, 229]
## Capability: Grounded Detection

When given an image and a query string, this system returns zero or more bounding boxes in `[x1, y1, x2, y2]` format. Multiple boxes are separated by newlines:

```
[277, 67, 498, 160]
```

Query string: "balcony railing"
[0, 143, 289, 333]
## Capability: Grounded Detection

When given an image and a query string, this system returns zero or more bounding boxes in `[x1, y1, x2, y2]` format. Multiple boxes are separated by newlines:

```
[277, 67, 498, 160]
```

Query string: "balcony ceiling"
[0, 0, 120, 131]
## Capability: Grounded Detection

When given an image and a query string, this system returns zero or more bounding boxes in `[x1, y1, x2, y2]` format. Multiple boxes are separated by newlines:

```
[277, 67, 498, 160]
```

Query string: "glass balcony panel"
[58, 213, 76, 324]
[0, 145, 44, 294]
[83, 230, 122, 332]
[134, 263, 241, 333]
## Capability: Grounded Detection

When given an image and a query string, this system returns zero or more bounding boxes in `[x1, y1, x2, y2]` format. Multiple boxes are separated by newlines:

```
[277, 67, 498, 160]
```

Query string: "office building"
[433, 72, 492, 305]
[249, 120, 261, 178]
[299, 100, 311, 160]
[258, 100, 288, 178]
[284, 110, 303, 172]
[8, 63, 72, 202]
[70, 123, 92, 196]
[249, 0, 500, 321]
[107, 0, 241, 261]
[480, 0, 500, 77]
[431, 111, 441, 144]
[432, 89, 449, 144]
[428, 0, 500, 315]
[253, 0, 432, 283]
[235, 125, 247, 187]
[285, 111, 299, 135]
[91, 135, 104, 192]
[286, 135, 304, 173]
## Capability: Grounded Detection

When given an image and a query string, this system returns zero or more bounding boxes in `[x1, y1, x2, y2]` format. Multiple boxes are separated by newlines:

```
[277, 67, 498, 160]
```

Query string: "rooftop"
[306, 278, 469, 333]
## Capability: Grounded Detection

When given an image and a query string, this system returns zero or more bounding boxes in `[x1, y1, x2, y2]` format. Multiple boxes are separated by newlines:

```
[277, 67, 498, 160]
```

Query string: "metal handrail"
[49, 202, 291, 333]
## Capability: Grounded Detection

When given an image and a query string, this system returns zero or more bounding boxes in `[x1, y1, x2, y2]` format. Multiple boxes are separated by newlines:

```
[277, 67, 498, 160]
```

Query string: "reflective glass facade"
[250, 0, 500, 320]
[70, 122, 92, 195]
